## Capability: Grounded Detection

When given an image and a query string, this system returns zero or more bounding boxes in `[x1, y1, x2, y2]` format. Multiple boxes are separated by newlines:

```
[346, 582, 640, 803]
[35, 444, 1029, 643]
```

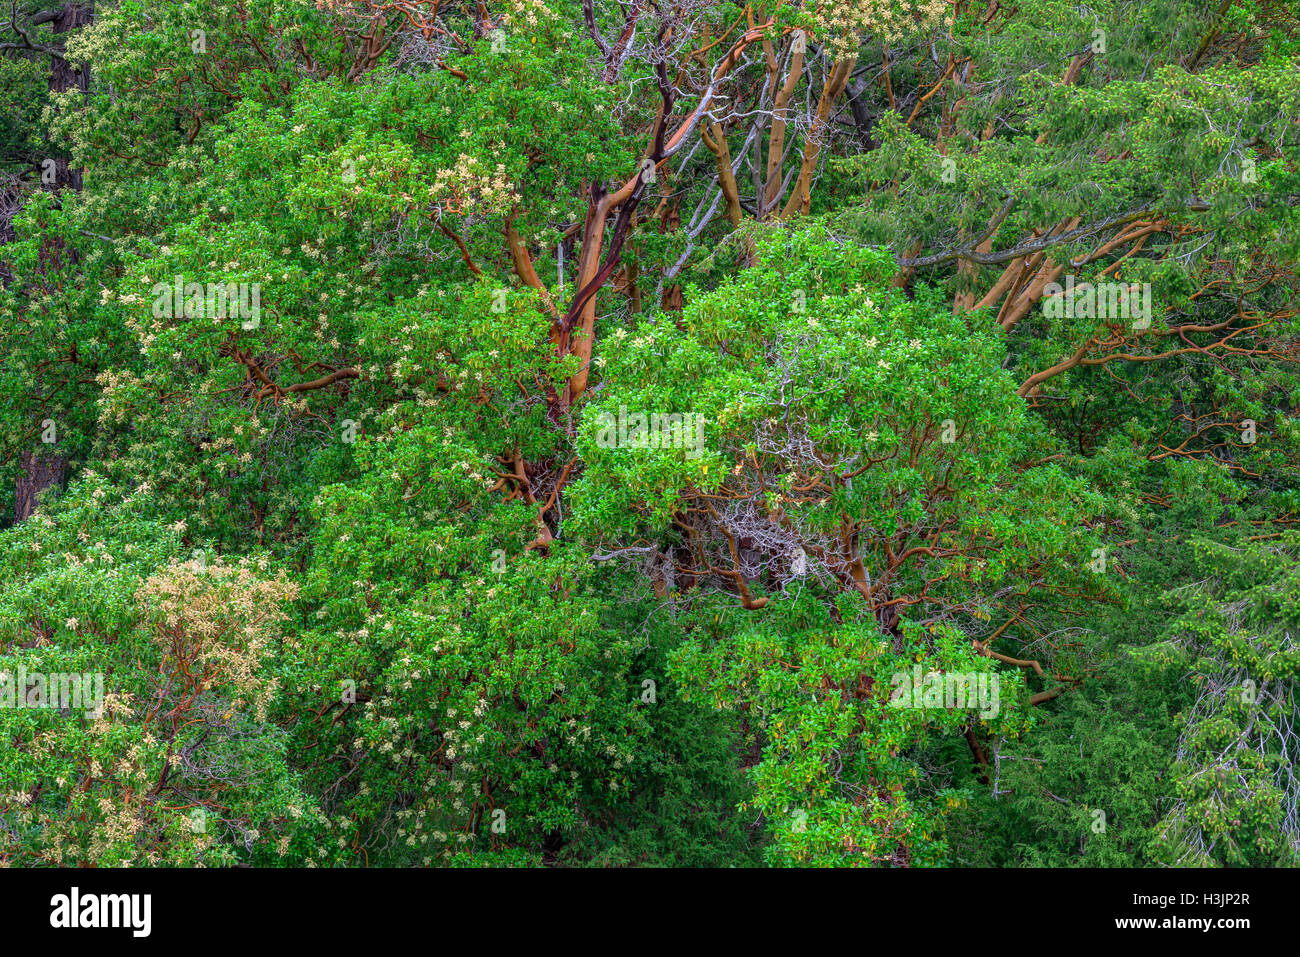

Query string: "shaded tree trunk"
[13, 2, 93, 522]
[47, 2, 92, 190]
[14, 450, 68, 523]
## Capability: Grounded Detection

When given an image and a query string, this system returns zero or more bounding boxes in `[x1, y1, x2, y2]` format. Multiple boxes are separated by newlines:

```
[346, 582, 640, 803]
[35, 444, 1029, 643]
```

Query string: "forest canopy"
[1, 0, 1299, 868]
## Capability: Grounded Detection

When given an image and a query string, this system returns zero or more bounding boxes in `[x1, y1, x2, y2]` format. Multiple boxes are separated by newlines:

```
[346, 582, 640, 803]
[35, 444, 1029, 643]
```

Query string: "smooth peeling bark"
[781, 56, 857, 220]
[562, 20, 783, 406]
[762, 36, 805, 215]
[701, 120, 743, 227]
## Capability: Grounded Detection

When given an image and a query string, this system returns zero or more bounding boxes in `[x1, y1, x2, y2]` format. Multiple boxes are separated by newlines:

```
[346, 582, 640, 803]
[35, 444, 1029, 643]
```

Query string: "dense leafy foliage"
[2, 0, 1298, 867]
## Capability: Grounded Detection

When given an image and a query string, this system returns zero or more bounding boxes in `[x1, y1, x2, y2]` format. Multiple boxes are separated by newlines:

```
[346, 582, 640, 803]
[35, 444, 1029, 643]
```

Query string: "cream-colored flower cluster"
[136, 558, 298, 724]
[502, 0, 554, 28]
[812, 0, 951, 57]
[94, 369, 145, 426]
[427, 153, 519, 218]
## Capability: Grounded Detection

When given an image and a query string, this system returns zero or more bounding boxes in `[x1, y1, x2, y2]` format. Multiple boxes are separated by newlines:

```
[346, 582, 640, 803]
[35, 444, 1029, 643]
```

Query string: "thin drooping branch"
[229, 346, 359, 402]
[0, 0, 62, 56]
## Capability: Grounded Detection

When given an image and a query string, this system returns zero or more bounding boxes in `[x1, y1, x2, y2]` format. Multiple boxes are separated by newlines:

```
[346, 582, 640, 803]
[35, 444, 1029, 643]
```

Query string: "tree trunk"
[47, 2, 92, 189]
[13, 2, 93, 522]
[14, 451, 68, 523]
